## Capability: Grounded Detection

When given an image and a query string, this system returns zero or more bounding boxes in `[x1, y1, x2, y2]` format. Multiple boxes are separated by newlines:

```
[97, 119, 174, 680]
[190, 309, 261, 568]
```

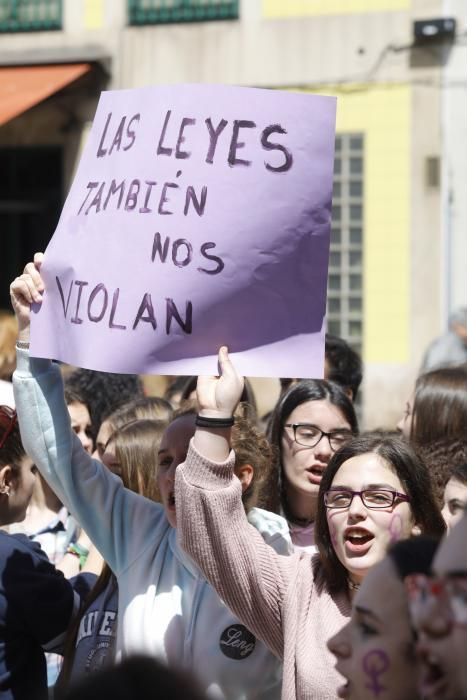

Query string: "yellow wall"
[313, 84, 411, 363]
[263, 0, 409, 18]
[84, 0, 104, 29]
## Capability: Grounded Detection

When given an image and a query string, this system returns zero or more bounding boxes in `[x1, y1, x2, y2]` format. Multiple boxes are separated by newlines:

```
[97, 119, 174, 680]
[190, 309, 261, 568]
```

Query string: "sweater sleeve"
[176, 439, 298, 660]
[13, 349, 166, 576]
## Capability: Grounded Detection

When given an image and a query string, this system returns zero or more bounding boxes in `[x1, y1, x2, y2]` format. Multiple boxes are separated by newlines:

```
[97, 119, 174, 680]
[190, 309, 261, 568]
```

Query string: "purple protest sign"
[30, 84, 336, 377]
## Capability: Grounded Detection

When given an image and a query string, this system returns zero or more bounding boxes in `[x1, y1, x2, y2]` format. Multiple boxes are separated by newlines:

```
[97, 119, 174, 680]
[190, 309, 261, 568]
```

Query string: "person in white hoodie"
[10, 254, 291, 700]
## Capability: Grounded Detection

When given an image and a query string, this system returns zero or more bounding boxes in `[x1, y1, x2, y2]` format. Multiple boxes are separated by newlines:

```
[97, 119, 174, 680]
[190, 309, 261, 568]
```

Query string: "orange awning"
[0, 63, 91, 127]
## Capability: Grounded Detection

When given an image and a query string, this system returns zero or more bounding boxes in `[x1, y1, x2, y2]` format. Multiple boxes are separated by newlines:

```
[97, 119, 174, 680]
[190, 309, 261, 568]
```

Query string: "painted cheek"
[362, 649, 390, 698]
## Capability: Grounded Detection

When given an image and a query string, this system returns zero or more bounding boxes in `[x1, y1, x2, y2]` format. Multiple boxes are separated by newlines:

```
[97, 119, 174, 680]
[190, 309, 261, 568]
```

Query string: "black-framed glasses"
[0, 406, 17, 450]
[324, 488, 410, 510]
[284, 423, 354, 452]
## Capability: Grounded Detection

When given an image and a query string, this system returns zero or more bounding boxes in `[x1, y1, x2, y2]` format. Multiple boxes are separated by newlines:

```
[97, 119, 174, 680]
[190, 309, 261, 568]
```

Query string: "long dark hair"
[411, 366, 467, 445]
[315, 433, 446, 595]
[263, 380, 358, 516]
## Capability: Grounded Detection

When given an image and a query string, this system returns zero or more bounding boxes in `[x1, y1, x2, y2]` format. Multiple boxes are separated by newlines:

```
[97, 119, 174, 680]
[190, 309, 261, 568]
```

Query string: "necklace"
[348, 579, 360, 592]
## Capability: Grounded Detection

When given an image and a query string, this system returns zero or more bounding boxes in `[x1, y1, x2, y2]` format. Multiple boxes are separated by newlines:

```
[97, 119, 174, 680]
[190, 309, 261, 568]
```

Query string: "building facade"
[0, 0, 462, 427]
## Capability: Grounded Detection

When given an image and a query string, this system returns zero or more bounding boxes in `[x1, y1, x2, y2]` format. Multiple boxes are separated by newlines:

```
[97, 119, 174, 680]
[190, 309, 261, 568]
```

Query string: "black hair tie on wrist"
[195, 414, 234, 429]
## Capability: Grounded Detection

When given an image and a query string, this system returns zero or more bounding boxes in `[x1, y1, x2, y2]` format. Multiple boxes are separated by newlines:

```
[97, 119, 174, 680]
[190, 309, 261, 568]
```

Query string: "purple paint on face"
[362, 649, 390, 697]
[388, 513, 403, 544]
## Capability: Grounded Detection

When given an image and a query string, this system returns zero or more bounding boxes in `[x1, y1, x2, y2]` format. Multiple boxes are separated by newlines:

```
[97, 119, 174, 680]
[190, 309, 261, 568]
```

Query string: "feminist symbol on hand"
[362, 649, 390, 697]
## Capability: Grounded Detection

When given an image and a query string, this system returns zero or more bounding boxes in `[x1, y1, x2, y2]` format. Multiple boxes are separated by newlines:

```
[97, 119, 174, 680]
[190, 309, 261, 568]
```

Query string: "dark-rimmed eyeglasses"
[324, 488, 410, 510]
[0, 406, 17, 450]
[284, 423, 354, 452]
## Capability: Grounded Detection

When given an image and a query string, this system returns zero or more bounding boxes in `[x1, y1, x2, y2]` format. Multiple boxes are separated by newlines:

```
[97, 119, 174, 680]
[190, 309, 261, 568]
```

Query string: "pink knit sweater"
[177, 441, 351, 700]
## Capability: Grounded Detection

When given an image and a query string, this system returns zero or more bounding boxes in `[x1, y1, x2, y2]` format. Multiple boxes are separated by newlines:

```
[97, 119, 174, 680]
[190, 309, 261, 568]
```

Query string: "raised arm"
[10, 252, 45, 345]
[10, 257, 166, 575]
[176, 347, 297, 659]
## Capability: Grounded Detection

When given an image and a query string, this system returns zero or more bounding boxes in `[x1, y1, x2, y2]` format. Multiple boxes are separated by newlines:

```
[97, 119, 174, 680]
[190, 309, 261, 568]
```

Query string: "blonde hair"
[108, 419, 168, 501]
[106, 397, 173, 436]
[0, 311, 18, 380]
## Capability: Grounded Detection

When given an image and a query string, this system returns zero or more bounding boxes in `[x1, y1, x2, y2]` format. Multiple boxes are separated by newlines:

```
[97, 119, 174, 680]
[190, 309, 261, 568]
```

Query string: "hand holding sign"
[196, 346, 245, 420]
[10, 253, 44, 338]
[29, 84, 336, 378]
[194, 346, 245, 464]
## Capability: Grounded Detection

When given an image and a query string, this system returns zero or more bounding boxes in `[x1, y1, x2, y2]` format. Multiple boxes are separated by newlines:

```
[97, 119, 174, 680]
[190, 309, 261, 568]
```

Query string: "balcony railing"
[0, 0, 61, 32]
[128, 0, 239, 25]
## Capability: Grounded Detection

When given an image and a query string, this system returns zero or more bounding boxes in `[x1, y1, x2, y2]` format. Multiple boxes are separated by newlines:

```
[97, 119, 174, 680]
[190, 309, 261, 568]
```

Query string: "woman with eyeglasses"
[0, 405, 76, 700]
[264, 381, 358, 552]
[173, 347, 445, 699]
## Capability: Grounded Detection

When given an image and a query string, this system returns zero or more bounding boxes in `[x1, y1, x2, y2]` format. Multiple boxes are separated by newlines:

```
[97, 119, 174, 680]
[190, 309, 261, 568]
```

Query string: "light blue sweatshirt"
[14, 349, 291, 699]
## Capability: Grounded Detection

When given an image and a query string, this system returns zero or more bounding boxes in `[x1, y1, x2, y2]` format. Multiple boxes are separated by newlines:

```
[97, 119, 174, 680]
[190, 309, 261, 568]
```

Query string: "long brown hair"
[110, 419, 167, 501]
[411, 366, 467, 445]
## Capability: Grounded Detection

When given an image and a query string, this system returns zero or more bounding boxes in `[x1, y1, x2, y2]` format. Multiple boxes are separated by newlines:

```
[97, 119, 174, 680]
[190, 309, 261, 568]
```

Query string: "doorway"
[0, 146, 62, 309]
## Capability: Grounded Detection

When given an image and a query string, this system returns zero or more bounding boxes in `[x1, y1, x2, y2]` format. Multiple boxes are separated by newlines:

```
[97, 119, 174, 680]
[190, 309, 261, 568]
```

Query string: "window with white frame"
[327, 133, 364, 356]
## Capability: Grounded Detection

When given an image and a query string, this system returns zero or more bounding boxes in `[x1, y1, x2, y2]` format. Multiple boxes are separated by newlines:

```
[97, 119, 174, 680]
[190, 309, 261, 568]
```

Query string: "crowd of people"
[0, 253, 465, 699]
